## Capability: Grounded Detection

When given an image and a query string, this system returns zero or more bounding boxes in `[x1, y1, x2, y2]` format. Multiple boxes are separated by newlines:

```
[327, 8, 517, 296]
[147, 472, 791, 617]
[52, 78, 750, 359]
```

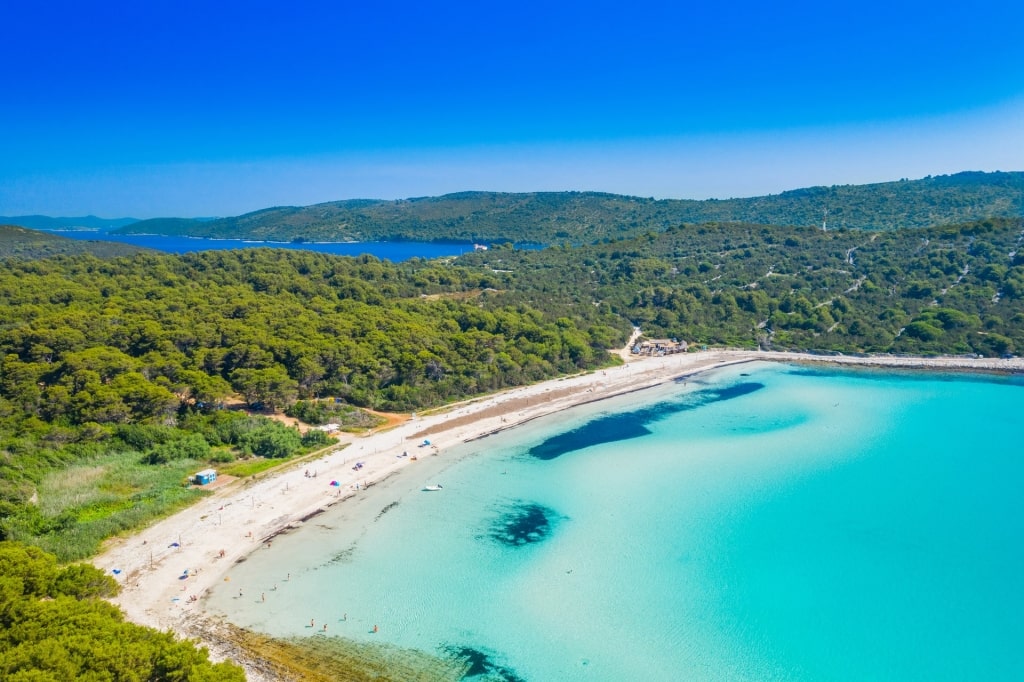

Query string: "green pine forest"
[0, 542, 245, 681]
[2, 172, 1024, 680]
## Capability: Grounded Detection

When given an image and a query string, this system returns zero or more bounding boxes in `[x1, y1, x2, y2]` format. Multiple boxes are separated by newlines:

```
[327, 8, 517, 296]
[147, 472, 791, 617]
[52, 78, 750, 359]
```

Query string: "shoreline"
[92, 349, 1023, 678]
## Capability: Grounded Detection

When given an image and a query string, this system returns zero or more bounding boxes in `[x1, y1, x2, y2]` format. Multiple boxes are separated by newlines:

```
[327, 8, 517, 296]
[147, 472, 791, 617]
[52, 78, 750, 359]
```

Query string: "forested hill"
[0, 224, 150, 259]
[115, 171, 1024, 243]
[460, 216, 1024, 356]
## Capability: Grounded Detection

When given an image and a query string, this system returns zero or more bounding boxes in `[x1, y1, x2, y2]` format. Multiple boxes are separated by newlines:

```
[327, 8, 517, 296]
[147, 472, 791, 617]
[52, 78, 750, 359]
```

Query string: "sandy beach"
[92, 348, 1024, 677]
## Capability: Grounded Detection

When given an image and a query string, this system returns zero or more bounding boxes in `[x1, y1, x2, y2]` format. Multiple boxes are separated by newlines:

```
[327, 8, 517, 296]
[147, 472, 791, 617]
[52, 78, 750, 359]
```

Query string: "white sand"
[92, 349, 1023, 674]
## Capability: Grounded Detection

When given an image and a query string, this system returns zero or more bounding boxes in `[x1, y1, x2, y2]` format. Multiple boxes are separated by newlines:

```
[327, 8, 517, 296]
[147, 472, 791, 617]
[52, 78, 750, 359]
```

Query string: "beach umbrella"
[330, 480, 340, 486]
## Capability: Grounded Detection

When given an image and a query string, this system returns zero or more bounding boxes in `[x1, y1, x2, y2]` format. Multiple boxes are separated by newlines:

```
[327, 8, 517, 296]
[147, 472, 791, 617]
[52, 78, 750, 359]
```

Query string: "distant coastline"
[48, 232, 480, 260]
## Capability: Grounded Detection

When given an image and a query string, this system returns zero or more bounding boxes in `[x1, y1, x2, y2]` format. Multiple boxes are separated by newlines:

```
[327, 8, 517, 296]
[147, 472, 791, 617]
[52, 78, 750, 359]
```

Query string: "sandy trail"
[92, 348, 1023, 675]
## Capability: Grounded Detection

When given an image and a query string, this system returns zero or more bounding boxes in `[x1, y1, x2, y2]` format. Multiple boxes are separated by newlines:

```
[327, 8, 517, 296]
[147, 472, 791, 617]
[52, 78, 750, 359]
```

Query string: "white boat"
[422, 484, 443, 492]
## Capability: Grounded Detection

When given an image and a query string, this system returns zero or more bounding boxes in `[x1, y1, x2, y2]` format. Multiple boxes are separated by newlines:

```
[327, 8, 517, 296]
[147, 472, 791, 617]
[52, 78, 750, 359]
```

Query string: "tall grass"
[24, 436, 346, 562]
[34, 452, 209, 561]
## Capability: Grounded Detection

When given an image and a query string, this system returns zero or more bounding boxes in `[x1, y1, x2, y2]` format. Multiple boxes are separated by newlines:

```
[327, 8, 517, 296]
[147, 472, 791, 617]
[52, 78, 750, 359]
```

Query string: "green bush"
[300, 429, 333, 447]
[244, 422, 302, 459]
[140, 433, 210, 464]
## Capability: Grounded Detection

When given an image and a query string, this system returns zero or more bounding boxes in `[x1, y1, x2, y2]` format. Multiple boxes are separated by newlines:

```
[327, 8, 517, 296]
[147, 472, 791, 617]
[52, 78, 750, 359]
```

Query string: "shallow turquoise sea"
[207, 362, 1024, 681]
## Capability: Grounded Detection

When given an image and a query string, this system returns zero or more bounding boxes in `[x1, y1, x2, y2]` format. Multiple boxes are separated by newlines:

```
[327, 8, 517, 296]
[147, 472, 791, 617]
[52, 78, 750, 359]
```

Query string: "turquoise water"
[207, 362, 1024, 680]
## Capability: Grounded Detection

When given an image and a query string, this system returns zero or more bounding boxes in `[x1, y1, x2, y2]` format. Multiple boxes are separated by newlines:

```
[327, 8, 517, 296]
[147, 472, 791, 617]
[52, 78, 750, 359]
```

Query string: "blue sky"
[2, 1, 1023, 218]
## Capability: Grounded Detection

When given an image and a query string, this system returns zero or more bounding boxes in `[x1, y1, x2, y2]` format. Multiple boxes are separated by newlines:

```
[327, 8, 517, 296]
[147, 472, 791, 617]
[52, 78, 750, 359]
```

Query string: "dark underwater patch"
[528, 413, 652, 461]
[443, 644, 526, 682]
[527, 381, 764, 460]
[483, 501, 560, 548]
[325, 544, 357, 566]
[374, 500, 398, 521]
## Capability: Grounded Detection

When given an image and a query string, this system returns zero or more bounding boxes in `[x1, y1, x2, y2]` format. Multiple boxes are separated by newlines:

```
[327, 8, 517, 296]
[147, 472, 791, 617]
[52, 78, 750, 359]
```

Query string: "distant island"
[98, 171, 1024, 244]
[7, 171, 1022, 246]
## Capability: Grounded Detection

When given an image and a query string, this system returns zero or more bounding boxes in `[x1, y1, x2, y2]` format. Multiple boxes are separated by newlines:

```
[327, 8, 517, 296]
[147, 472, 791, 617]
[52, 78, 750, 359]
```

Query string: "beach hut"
[193, 469, 217, 485]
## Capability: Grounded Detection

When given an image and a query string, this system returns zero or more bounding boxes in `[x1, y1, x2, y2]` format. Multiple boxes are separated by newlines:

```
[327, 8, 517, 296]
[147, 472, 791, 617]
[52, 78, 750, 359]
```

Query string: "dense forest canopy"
[0, 249, 618, 416]
[459, 217, 1024, 356]
[0, 541, 244, 680]
[112, 171, 1024, 243]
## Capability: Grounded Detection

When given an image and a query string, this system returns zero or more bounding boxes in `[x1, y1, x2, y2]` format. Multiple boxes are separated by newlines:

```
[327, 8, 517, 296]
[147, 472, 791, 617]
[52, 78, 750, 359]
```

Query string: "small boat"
[422, 484, 443, 492]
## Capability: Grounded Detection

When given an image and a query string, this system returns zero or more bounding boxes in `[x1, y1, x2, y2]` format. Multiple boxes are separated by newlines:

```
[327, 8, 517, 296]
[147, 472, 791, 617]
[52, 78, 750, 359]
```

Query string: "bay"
[48, 231, 486, 261]
[206, 362, 1024, 681]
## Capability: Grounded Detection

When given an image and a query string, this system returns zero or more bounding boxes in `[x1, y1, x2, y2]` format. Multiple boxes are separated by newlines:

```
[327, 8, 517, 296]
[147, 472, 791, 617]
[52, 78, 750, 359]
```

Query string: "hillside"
[115, 171, 1024, 243]
[458, 216, 1024, 355]
[0, 224, 151, 259]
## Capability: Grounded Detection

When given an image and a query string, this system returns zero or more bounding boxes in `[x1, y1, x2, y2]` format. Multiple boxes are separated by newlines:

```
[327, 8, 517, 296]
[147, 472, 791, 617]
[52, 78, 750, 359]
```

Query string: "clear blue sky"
[2, 1, 1023, 218]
